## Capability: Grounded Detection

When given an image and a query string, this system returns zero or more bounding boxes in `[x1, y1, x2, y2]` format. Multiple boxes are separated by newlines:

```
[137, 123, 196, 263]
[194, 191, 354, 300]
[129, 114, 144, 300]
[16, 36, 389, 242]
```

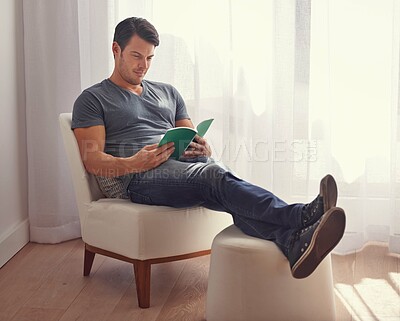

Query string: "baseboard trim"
[0, 219, 30, 268]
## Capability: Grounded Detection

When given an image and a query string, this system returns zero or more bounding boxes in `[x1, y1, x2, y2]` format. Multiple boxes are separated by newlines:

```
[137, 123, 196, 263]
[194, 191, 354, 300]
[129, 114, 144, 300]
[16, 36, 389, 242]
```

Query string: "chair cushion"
[83, 198, 232, 260]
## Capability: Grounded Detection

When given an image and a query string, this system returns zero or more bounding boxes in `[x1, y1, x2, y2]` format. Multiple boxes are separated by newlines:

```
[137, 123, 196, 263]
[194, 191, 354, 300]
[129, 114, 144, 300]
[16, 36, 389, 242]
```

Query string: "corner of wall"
[0, 219, 30, 268]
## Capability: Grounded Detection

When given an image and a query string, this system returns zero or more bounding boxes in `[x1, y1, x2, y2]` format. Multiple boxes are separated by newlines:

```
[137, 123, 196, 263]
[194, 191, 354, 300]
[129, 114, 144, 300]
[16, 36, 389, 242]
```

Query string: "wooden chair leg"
[83, 245, 96, 276]
[133, 261, 151, 308]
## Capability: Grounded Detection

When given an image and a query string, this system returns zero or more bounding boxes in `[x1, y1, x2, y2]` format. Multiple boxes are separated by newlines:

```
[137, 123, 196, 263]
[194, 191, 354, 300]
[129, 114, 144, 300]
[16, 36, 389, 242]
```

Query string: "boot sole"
[320, 174, 338, 212]
[291, 207, 346, 279]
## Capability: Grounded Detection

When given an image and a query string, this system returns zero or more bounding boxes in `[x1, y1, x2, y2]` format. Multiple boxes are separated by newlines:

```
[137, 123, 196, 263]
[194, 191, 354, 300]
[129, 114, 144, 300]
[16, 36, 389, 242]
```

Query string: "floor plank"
[1, 240, 399, 321]
[331, 251, 356, 321]
[23, 240, 105, 310]
[10, 307, 65, 321]
[0, 242, 35, 284]
[57, 256, 134, 321]
[155, 255, 210, 321]
[0, 240, 80, 320]
[353, 243, 400, 321]
[107, 260, 186, 321]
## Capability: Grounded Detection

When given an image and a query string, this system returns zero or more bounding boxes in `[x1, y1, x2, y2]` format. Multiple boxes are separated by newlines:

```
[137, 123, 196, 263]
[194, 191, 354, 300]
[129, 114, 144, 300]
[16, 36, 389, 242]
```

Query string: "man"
[72, 17, 346, 279]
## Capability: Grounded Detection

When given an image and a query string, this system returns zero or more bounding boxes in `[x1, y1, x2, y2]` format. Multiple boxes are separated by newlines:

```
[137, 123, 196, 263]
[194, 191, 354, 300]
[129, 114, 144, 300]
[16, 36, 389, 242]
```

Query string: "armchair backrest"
[59, 113, 104, 216]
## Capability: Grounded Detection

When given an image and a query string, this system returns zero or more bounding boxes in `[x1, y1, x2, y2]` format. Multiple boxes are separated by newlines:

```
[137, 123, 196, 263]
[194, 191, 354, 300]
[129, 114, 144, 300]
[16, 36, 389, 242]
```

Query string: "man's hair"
[113, 17, 159, 51]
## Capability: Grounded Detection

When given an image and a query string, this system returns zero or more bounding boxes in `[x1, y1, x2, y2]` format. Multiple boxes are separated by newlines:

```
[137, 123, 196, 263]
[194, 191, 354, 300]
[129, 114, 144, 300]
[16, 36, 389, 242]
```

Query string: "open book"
[158, 119, 214, 159]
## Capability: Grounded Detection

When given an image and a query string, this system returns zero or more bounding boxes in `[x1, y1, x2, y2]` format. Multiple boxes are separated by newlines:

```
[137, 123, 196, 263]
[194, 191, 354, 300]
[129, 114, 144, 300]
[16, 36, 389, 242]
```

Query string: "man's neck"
[109, 73, 143, 95]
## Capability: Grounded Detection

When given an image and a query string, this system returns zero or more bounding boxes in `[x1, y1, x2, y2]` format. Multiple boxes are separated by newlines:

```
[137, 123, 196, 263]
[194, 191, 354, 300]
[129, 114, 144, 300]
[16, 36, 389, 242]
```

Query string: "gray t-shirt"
[72, 78, 190, 197]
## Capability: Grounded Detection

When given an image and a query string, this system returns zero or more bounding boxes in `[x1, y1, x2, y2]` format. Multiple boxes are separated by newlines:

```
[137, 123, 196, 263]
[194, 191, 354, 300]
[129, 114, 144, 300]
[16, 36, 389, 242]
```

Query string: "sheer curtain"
[24, 0, 399, 253]
[118, 0, 400, 254]
[308, 0, 400, 253]
[119, 0, 313, 204]
[23, 0, 116, 243]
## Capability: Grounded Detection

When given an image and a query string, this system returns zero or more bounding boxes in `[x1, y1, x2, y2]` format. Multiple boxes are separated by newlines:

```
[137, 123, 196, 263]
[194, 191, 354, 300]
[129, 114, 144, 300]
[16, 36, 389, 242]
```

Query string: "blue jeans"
[127, 158, 304, 256]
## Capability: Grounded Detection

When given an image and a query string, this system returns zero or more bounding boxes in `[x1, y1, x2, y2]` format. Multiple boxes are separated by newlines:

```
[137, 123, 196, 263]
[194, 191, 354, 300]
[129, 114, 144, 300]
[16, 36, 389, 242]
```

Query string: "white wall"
[0, 0, 29, 267]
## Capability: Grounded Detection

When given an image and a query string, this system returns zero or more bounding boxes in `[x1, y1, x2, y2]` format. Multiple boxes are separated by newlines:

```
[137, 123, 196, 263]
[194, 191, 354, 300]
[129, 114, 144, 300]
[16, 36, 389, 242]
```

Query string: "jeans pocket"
[128, 189, 153, 205]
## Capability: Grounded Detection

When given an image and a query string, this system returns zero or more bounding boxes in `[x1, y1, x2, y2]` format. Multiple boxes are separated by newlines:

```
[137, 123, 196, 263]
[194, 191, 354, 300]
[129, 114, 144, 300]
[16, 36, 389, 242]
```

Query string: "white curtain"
[24, 0, 399, 253]
[308, 0, 400, 253]
[23, 0, 116, 243]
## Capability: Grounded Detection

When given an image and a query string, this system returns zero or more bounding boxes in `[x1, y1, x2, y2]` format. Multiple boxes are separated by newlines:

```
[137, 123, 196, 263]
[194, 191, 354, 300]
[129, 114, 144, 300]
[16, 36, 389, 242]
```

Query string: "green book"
[158, 119, 214, 159]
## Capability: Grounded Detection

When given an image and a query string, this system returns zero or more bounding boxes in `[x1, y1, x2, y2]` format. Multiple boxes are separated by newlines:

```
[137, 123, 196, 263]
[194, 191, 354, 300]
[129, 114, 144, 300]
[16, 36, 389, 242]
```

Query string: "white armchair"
[59, 113, 232, 308]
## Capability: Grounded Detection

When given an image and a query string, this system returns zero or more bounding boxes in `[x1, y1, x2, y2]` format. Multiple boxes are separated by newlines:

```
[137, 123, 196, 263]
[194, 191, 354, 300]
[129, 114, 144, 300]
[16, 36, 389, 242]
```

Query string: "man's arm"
[175, 118, 195, 128]
[175, 118, 212, 157]
[73, 125, 175, 177]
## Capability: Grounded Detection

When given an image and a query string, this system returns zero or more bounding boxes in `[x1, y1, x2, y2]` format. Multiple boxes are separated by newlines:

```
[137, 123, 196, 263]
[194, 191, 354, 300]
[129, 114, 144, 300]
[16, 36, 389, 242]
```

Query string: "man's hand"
[74, 125, 175, 177]
[182, 135, 212, 158]
[130, 142, 175, 172]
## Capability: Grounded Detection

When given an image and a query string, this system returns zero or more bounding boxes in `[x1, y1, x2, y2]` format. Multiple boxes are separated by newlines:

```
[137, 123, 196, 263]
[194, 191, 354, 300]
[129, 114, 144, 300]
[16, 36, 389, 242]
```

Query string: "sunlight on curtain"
[118, 0, 309, 199]
[24, 0, 398, 250]
[309, 0, 400, 253]
[117, 0, 400, 253]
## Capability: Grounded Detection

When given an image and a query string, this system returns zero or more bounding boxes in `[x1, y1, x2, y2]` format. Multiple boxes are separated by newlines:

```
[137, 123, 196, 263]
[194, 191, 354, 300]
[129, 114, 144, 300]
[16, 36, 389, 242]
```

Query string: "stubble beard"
[119, 54, 145, 86]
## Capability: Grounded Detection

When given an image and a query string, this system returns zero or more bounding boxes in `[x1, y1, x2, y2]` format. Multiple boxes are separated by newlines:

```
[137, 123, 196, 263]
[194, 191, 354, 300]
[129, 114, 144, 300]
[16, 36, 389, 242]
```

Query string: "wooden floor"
[0, 239, 399, 321]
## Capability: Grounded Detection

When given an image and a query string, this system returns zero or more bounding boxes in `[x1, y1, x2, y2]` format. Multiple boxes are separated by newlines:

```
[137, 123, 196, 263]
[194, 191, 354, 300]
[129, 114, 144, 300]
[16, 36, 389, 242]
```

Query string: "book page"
[196, 119, 214, 137]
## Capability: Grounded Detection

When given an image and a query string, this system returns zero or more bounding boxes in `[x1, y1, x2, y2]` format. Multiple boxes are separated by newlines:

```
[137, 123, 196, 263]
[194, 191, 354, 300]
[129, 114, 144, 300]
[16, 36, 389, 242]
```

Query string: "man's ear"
[112, 42, 120, 58]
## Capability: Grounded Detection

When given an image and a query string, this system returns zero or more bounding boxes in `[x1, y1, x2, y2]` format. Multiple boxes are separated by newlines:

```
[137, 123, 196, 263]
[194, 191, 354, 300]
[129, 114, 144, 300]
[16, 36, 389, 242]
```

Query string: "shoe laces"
[291, 218, 321, 250]
[294, 225, 312, 241]
[302, 195, 323, 225]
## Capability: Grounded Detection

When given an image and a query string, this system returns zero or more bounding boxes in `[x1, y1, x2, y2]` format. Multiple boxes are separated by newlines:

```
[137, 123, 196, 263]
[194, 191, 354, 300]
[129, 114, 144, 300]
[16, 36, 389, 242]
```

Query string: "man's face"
[113, 34, 155, 86]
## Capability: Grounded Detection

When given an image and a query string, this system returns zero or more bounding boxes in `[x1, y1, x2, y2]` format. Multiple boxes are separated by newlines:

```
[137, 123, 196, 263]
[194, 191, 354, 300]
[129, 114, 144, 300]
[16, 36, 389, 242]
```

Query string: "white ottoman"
[206, 225, 336, 321]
